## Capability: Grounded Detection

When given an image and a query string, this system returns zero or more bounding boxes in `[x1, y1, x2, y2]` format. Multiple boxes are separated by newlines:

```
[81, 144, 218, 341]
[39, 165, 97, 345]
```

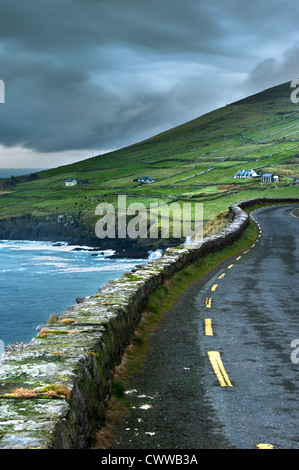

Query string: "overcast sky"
[0, 0, 298, 169]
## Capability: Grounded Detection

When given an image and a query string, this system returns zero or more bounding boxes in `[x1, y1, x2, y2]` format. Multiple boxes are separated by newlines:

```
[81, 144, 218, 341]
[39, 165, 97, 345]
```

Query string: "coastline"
[0, 212, 185, 258]
[0, 238, 148, 351]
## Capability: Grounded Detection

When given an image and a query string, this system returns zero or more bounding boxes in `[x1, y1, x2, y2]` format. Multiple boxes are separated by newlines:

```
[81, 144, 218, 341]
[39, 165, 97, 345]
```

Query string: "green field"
[1, 81, 298, 235]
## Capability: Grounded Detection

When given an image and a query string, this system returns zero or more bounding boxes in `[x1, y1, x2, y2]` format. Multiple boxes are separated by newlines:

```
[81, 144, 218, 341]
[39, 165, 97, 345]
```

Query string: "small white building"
[137, 176, 156, 183]
[65, 179, 77, 186]
[234, 169, 258, 179]
[261, 173, 274, 182]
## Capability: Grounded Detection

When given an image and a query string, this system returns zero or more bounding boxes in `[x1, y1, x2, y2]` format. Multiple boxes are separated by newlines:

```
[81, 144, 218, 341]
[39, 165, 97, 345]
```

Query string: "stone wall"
[0, 197, 298, 449]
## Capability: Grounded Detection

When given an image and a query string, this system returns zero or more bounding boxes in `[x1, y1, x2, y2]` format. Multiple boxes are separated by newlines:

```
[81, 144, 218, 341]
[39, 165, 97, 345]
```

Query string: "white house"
[234, 169, 259, 179]
[137, 176, 156, 183]
[261, 173, 279, 183]
[65, 179, 77, 186]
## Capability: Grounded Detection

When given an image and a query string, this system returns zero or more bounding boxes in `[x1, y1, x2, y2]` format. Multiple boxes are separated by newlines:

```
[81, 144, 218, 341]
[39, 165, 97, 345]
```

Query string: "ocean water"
[0, 240, 147, 347]
[0, 168, 46, 178]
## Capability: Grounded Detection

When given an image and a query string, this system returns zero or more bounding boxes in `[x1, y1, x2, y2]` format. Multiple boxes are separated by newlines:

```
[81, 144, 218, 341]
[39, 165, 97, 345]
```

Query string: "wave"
[1, 267, 26, 273]
[0, 239, 115, 254]
[56, 263, 143, 273]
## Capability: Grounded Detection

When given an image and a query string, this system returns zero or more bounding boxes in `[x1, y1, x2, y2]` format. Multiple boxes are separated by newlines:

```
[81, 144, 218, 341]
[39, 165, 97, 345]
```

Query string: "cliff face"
[0, 213, 95, 245]
[0, 213, 185, 258]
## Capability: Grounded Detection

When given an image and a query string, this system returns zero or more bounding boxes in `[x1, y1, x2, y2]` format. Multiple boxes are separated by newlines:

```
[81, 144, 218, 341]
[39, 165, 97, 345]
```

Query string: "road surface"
[111, 204, 299, 450]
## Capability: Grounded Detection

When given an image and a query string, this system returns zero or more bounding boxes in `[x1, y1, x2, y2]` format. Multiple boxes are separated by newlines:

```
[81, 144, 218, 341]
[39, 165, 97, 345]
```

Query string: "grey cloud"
[244, 43, 299, 93]
[0, 0, 298, 162]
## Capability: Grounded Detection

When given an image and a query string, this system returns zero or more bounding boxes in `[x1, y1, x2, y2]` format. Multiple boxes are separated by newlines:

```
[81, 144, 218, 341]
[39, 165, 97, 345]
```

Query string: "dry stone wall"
[0, 197, 298, 449]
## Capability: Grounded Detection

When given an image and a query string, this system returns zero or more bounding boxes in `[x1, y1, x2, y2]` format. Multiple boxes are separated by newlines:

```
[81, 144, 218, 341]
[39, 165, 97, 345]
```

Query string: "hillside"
[0, 81, 298, 251]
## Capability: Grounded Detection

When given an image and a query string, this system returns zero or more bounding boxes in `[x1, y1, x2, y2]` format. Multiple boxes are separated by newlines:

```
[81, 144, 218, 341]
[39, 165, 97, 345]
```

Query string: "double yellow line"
[204, 221, 262, 389]
[207, 351, 233, 387]
[204, 258, 240, 387]
[205, 214, 275, 447]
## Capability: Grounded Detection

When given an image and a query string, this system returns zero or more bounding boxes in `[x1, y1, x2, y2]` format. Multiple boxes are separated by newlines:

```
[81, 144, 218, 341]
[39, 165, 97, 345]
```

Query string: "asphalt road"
[112, 204, 299, 450]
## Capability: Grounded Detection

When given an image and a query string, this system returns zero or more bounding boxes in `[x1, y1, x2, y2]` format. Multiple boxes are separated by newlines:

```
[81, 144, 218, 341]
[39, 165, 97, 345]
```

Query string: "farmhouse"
[65, 178, 77, 186]
[234, 169, 258, 179]
[261, 173, 274, 182]
[137, 176, 156, 183]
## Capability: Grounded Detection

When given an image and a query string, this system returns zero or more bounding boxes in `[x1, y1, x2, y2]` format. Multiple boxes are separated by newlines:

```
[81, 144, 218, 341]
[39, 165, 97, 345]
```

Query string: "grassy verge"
[93, 218, 258, 448]
[243, 200, 299, 213]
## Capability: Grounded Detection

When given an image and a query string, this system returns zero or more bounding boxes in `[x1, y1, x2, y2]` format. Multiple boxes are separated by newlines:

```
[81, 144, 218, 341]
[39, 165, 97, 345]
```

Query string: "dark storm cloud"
[0, 0, 298, 163]
[245, 43, 299, 93]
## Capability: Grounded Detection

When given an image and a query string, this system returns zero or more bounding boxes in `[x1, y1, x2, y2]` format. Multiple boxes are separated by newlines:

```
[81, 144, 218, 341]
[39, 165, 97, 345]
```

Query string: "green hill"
[0, 81, 298, 246]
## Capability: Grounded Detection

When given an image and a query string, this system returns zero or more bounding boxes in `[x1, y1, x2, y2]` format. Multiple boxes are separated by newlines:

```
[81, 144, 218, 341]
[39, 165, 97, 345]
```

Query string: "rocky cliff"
[0, 212, 185, 258]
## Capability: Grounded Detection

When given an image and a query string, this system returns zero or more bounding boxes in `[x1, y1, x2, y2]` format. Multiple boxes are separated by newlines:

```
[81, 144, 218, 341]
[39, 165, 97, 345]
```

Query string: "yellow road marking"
[211, 284, 218, 291]
[205, 297, 212, 308]
[236, 256, 242, 261]
[227, 264, 234, 269]
[218, 273, 226, 279]
[205, 319, 213, 336]
[256, 444, 274, 449]
[207, 351, 233, 387]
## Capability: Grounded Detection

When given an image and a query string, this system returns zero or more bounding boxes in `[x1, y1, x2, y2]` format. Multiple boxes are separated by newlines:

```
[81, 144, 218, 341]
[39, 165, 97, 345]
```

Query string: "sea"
[0, 240, 147, 348]
[0, 168, 46, 178]
[0, 168, 148, 349]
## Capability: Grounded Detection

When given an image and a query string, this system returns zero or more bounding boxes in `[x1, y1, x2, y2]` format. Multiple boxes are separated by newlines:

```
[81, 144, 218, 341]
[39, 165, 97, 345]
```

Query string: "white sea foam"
[0, 239, 115, 254]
